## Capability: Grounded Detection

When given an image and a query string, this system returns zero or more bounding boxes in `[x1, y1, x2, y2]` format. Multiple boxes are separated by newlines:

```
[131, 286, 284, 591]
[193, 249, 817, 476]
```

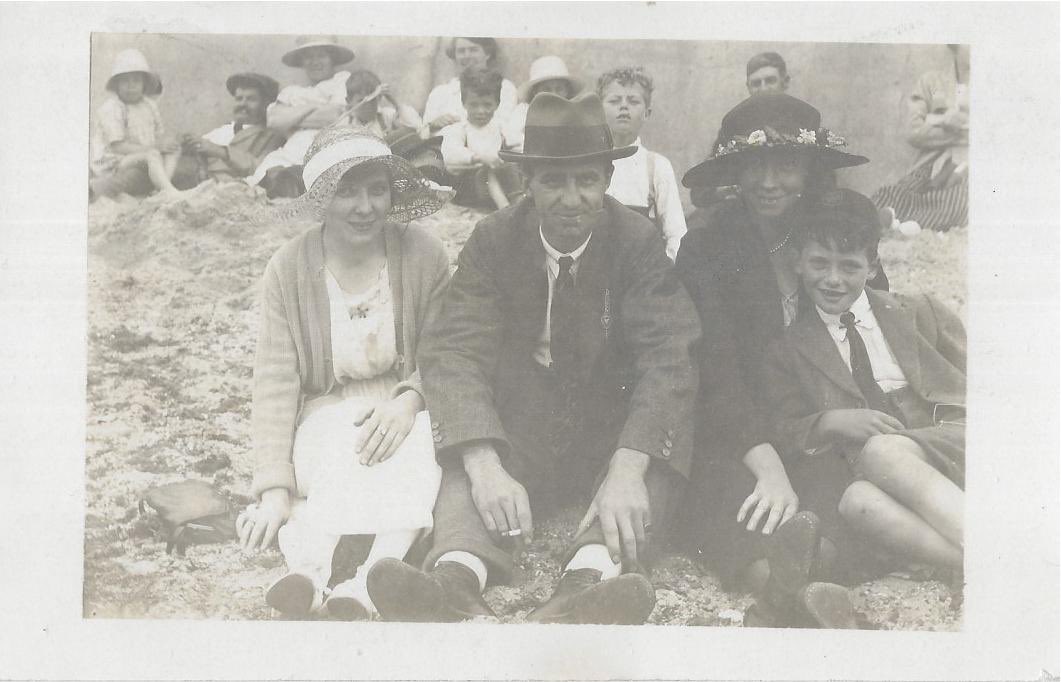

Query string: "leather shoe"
[765, 511, 821, 608]
[265, 572, 320, 618]
[796, 582, 859, 629]
[367, 558, 496, 622]
[525, 569, 656, 625]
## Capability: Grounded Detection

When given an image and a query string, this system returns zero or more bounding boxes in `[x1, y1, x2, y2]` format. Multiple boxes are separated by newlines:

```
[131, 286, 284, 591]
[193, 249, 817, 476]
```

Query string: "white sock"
[436, 550, 488, 593]
[565, 543, 621, 580]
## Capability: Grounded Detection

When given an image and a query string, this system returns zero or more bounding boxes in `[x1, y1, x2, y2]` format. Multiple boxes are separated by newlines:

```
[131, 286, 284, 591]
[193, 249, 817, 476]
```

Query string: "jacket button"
[433, 435, 442, 443]
[432, 421, 439, 428]
[661, 448, 671, 458]
[664, 439, 673, 448]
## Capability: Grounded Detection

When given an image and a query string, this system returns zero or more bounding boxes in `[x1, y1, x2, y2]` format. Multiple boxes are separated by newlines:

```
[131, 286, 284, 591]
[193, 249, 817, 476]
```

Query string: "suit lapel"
[572, 225, 609, 376]
[506, 208, 549, 343]
[868, 289, 923, 389]
[790, 310, 864, 400]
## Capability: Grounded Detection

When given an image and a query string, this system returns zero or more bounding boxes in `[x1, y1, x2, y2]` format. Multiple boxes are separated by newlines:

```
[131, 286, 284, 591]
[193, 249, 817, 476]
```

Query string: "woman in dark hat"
[675, 93, 889, 628]
[422, 37, 517, 134]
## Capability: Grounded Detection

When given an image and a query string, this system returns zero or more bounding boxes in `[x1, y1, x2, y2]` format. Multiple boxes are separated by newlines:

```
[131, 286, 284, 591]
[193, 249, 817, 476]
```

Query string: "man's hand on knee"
[462, 442, 533, 543]
[578, 448, 652, 566]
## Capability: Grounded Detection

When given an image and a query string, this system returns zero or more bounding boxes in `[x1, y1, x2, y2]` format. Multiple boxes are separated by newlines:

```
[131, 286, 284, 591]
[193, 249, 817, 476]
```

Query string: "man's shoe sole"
[527, 574, 656, 625]
[325, 595, 371, 621]
[366, 558, 445, 622]
[265, 573, 316, 617]
[767, 511, 821, 597]
[799, 582, 859, 629]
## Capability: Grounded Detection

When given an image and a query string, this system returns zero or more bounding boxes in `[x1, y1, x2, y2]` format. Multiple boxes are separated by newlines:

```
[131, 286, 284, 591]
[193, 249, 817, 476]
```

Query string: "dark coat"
[763, 289, 966, 461]
[418, 195, 702, 477]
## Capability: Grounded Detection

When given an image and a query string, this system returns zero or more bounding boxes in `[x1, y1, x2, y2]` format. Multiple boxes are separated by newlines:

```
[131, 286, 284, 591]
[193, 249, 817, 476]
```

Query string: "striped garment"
[872, 163, 968, 232]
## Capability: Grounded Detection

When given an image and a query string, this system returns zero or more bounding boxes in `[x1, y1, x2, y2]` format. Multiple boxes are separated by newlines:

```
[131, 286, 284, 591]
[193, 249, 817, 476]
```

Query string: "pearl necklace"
[767, 227, 794, 255]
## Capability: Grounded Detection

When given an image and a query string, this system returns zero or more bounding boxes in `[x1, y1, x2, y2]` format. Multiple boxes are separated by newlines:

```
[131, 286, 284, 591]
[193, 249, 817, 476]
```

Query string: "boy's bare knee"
[839, 480, 878, 521]
[858, 434, 905, 478]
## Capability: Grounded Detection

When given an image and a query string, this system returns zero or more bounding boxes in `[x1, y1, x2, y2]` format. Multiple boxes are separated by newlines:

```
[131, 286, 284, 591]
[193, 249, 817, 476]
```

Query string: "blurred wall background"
[90, 33, 956, 206]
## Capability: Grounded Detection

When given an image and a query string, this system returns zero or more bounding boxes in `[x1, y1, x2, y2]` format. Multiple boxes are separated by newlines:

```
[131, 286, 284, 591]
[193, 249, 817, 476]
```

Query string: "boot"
[367, 558, 496, 622]
[525, 569, 656, 625]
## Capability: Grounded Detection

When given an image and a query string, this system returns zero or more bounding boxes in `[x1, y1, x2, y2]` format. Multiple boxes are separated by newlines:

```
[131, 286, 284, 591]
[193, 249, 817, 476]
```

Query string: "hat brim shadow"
[498, 145, 638, 165]
[281, 45, 355, 68]
[517, 76, 584, 103]
[682, 145, 869, 188]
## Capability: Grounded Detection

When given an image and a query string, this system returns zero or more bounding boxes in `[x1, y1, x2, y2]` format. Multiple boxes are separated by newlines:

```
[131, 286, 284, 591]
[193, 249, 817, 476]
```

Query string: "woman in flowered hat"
[237, 127, 453, 621]
[422, 37, 518, 134]
[675, 93, 889, 628]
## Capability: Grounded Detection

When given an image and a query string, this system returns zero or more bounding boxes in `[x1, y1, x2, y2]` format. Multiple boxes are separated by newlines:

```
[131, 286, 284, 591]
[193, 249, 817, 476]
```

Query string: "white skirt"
[292, 394, 441, 536]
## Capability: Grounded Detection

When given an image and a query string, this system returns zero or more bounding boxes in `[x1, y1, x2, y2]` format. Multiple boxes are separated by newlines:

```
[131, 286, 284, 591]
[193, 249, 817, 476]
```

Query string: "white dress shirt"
[605, 138, 687, 262]
[534, 226, 592, 368]
[815, 290, 909, 393]
[423, 76, 518, 129]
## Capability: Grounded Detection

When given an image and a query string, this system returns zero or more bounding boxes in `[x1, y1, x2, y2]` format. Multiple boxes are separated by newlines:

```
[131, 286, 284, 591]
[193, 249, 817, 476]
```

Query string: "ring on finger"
[379, 426, 388, 436]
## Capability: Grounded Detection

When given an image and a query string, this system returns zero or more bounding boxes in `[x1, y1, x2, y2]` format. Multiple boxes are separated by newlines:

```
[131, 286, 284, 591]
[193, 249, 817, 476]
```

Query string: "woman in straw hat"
[422, 37, 518, 134]
[237, 127, 453, 620]
[90, 48, 183, 199]
[675, 93, 891, 628]
[248, 35, 355, 197]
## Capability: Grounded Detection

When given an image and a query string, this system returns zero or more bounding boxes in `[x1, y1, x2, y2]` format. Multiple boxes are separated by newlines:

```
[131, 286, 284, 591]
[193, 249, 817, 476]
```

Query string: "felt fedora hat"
[517, 55, 583, 102]
[226, 72, 280, 104]
[282, 35, 355, 68]
[682, 93, 868, 188]
[498, 92, 636, 164]
[106, 48, 162, 96]
[384, 126, 442, 158]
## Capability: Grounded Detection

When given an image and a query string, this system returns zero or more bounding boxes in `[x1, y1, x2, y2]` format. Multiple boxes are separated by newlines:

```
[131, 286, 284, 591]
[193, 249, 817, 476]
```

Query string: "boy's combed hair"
[346, 69, 382, 97]
[596, 66, 654, 106]
[746, 51, 788, 79]
[791, 189, 882, 262]
[459, 67, 504, 103]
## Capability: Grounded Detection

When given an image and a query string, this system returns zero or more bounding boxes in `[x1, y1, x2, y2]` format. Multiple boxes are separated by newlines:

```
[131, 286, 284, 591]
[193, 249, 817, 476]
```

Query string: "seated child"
[343, 70, 425, 138]
[597, 66, 687, 261]
[502, 55, 583, 152]
[764, 188, 966, 578]
[440, 68, 522, 210]
[90, 49, 183, 199]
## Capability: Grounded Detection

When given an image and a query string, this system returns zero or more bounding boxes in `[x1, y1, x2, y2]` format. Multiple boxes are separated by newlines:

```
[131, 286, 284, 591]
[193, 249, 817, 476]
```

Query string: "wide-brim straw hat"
[498, 92, 636, 164]
[226, 72, 280, 104]
[105, 48, 162, 96]
[682, 93, 868, 188]
[517, 55, 583, 102]
[272, 127, 452, 224]
[282, 35, 355, 68]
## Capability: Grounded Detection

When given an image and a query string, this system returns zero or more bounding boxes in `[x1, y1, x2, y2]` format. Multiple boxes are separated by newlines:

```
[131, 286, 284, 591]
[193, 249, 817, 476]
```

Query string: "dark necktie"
[840, 312, 903, 422]
[550, 256, 578, 376]
[233, 121, 244, 133]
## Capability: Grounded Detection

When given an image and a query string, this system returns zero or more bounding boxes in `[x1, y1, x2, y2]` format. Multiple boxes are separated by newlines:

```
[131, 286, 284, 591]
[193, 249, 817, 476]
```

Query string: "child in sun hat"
[90, 48, 183, 199]
[440, 67, 523, 210]
[502, 55, 583, 153]
[596, 66, 686, 262]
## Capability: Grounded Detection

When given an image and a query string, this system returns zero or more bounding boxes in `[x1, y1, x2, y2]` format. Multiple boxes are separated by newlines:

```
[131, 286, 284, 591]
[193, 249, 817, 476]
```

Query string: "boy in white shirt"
[440, 68, 522, 210]
[597, 67, 687, 261]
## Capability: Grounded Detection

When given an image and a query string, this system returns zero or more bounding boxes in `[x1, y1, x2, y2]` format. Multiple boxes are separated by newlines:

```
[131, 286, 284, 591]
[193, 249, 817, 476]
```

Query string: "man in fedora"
[178, 73, 285, 184]
[366, 92, 701, 625]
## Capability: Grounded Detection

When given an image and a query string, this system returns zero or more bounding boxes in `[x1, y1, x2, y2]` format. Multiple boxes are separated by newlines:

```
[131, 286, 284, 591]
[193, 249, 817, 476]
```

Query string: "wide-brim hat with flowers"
[682, 93, 868, 188]
[272, 127, 452, 223]
[281, 35, 355, 68]
[517, 55, 583, 102]
[498, 92, 636, 164]
[106, 48, 163, 96]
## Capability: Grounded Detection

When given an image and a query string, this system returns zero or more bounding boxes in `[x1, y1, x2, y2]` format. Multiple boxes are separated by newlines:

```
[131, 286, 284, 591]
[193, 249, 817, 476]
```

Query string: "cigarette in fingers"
[502, 529, 522, 538]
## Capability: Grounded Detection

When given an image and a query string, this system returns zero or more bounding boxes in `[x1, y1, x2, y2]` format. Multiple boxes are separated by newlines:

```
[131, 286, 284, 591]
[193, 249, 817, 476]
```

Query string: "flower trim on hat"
[715, 126, 848, 158]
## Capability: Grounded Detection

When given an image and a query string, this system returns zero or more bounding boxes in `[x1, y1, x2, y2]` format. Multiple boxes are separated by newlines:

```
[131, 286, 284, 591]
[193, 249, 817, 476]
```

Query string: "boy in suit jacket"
[763, 189, 966, 607]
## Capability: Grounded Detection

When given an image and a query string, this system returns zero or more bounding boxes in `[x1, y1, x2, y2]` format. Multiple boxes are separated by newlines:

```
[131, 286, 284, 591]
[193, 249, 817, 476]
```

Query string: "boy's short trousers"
[452, 164, 524, 208]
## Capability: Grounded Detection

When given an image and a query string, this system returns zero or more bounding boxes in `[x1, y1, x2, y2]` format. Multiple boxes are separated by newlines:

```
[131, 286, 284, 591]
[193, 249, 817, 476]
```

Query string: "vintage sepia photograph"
[86, 30, 970, 629]
[1, 2, 1057, 680]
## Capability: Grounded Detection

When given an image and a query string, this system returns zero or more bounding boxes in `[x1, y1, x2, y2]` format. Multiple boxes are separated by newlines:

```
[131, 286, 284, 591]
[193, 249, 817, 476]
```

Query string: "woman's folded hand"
[354, 391, 425, 466]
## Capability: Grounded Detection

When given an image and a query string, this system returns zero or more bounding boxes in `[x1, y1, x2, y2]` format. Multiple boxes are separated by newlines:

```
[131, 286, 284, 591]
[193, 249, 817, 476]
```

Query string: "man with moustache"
[181, 73, 285, 183]
[366, 92, 701, 625]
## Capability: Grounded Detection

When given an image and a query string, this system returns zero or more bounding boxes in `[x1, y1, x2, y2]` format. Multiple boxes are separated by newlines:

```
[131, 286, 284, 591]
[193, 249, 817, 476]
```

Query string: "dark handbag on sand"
[139, 479, 241, 555]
